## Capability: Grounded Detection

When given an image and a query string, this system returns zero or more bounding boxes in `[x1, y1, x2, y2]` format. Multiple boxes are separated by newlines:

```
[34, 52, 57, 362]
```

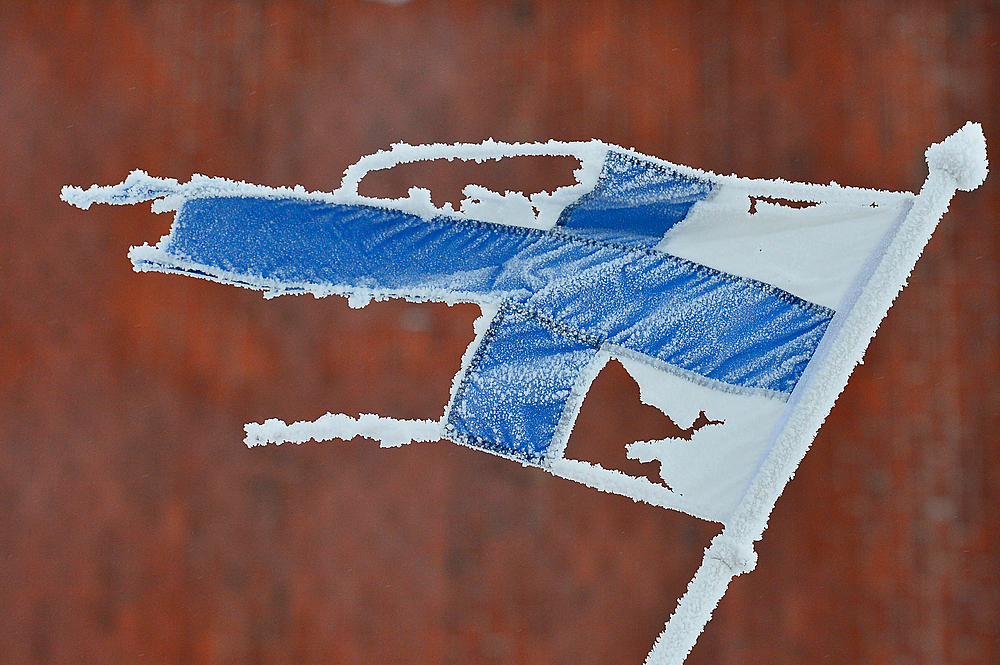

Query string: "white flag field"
[64, 123, 987, 664]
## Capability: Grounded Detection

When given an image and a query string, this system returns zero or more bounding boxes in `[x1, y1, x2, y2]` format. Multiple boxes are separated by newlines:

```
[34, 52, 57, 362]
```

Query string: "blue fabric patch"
[557, 150, 714, 247]
[162, 196, 830, 396]
[446, 306, 599, 463]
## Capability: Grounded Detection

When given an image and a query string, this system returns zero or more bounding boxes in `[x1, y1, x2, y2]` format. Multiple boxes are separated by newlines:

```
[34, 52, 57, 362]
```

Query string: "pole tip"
[925, 122, 988, 192]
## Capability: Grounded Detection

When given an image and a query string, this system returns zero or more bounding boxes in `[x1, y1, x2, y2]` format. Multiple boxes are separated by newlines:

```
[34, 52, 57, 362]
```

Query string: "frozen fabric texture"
[105, 146, 842, 490]
[160, 194, 833, 396]
[61, 137, 921, 521]
[63, 123, 987, 665]
[446, 305, 600, 461]
[558, 150, 715, 247]
[659, 189, 905, 309]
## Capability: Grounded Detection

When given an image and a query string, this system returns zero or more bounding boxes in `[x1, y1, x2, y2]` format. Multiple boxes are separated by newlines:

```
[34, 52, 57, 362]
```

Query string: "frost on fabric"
[64, 126, 987, 665]
[659, 187, 912, 310]
[617, 354, 788, 522]
[60, 134, 980, 522]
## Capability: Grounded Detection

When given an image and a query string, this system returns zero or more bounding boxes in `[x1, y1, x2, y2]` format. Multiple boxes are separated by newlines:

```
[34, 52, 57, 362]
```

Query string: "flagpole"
[643, 533, 755, 665]
[644, 122, 986, 665]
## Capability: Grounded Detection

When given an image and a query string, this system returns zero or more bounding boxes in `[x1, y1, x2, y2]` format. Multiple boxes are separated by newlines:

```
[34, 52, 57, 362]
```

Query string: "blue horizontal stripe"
[162, 195, 831, 395]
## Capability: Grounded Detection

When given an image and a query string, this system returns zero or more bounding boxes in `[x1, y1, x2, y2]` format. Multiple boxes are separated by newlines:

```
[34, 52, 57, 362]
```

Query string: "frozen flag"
[63, 123, 987, 664]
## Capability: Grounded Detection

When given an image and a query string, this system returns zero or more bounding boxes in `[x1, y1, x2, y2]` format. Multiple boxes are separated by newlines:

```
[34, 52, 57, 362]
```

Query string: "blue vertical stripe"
[446, 305, 599, 462]
[556, 150, 714, 247]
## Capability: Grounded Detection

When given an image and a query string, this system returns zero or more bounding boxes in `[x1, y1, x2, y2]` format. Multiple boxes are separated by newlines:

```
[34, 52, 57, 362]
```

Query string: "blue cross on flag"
[63, 123, 987, 665]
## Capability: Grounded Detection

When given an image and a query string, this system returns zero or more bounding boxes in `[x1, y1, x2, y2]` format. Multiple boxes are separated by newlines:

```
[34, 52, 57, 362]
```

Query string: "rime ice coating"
[245, 413, 443, 448]
[925, 121, 988, 191]
[62, 126, 987, 665]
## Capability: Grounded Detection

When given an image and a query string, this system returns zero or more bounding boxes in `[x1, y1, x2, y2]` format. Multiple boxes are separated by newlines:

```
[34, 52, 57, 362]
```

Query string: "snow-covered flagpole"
[644, 122, 987, 665]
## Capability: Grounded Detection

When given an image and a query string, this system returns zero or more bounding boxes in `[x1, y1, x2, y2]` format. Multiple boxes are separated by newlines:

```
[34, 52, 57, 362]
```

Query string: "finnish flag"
[63, 123, 986, 665]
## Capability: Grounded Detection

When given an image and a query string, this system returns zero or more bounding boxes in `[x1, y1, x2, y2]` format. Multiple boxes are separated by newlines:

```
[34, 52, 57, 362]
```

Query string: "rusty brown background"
[1, 2, 997, 664]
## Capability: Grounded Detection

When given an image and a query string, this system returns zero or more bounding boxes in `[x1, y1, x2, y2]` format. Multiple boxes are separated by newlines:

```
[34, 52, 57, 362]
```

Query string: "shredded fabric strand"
[245, 414, 443, 448]
[63, 123, 987, 665]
